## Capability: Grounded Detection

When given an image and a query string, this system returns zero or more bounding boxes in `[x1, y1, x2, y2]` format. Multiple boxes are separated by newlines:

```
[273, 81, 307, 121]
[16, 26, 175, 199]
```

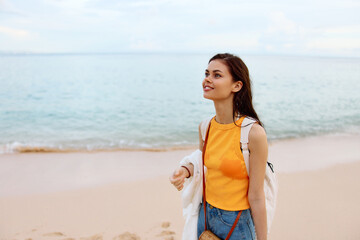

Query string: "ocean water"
[0, 53, 359, 153]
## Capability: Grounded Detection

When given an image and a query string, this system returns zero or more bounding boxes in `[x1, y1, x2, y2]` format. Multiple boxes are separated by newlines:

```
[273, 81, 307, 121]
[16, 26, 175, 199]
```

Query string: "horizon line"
[0, 51, 359, 59]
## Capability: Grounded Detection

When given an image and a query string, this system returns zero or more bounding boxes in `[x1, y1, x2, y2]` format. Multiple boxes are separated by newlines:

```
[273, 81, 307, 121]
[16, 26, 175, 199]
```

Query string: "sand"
[0, 134, 360, 240]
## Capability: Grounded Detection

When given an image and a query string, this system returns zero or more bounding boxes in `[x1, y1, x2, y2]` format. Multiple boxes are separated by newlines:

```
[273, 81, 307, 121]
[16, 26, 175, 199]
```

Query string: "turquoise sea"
[0, 53, 359, 153]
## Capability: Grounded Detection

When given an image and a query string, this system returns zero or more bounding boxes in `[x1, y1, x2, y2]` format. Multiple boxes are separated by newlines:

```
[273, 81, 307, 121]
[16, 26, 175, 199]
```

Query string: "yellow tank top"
[204, 116, 250, 211]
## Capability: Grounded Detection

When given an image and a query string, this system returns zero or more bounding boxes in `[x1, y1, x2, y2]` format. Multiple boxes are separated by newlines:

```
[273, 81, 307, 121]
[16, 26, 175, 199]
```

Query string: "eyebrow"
[205, 69, 223, 73]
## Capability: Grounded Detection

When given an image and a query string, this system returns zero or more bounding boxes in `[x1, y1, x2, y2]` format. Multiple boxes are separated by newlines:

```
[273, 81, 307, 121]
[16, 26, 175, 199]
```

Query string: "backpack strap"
[241, 117, 258, 175]
[200, 116, 214, 142]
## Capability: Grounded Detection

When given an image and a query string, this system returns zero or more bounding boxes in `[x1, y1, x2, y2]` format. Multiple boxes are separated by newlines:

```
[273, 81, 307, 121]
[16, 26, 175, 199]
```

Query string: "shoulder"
[248, 123, 268, 160]
[248, 123, 267, 145]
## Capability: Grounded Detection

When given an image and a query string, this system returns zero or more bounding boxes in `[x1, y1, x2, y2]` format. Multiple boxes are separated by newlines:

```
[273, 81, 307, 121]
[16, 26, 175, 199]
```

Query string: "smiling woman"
[203, 61, 243, 101]
[170, 53, 269, 240]
[203, 54, 263, 127]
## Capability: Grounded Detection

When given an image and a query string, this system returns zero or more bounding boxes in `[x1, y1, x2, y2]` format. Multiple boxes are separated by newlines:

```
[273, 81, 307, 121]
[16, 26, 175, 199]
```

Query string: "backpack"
[200, 116, 278, 233]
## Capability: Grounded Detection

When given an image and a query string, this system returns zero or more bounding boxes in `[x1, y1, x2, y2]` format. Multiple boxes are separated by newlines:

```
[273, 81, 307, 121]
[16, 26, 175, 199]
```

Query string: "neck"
[213, 97, 236, 124]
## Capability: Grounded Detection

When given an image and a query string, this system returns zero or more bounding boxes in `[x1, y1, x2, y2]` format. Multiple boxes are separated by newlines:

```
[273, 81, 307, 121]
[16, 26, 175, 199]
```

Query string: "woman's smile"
[203, 85, 214, 91]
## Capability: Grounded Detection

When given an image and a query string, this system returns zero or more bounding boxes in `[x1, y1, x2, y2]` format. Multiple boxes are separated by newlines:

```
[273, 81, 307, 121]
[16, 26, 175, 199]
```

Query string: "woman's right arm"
[169, 123, 203, 191]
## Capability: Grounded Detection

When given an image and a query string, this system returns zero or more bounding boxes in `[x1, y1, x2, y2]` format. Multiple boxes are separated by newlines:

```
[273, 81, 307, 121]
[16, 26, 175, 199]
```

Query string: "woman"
[170, 53, 268, 240]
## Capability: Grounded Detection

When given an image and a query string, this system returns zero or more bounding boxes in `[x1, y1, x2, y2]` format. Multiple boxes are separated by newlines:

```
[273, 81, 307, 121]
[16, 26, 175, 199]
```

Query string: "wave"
[0, 142, 196, 154]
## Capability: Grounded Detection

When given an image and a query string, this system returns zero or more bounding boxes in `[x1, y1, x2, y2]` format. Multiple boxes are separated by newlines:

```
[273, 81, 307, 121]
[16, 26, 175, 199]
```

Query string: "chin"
[203, 93, 214, 100]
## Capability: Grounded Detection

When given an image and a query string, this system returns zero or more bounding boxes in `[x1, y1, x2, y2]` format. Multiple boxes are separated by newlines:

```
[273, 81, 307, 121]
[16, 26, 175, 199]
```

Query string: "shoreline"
[1, 133, 360, 197]
[1, 129, 360, 155]
[0, 144, 197, 154]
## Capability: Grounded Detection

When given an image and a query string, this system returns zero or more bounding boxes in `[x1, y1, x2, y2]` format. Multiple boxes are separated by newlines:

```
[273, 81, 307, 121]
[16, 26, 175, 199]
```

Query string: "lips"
[203, 85, 214, 91]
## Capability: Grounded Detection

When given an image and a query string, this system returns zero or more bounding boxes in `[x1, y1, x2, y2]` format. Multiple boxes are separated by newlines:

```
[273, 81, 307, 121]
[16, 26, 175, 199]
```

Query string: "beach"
[1, 134, 360, 240]
[1, 2, 360, 239]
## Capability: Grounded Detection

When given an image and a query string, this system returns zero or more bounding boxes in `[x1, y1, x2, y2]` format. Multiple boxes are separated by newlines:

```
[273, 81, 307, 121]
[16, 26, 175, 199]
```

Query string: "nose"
[204, 75, 212, 83]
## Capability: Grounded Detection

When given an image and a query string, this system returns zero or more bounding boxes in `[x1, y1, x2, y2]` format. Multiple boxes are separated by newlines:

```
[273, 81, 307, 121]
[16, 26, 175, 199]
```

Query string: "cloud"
[0, 0, 359, 56]
[0, 0, 27, 16]
[323, 25, 360, 34]
[266, 11, 302, 35]
[129, 0, 172, 7]
[0, 25, 29, 38]
[262, 11, 360, 55]
[129, 40, 163, 51]
[304, 25, 360, 52]
[190, 33, 260, 52]
[43, 0, 90, 9]
[306, 38, 360, 50]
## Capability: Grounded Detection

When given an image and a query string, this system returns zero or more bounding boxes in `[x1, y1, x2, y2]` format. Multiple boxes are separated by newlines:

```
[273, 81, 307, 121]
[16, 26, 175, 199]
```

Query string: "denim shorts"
[197, 202, 256, 240]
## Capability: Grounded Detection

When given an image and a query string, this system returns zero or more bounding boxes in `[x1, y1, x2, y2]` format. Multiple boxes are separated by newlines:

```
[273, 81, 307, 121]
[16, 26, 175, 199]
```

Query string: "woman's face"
[202, 60, 242, 101]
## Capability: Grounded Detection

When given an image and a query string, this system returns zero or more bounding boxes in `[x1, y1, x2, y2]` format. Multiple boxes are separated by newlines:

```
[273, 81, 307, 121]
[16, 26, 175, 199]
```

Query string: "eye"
[205, 72, 209, 77]
[215, 74, 221, 78]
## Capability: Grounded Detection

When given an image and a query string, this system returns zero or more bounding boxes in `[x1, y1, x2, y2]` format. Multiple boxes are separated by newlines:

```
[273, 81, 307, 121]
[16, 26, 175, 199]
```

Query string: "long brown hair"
[209, 53, 264, 127]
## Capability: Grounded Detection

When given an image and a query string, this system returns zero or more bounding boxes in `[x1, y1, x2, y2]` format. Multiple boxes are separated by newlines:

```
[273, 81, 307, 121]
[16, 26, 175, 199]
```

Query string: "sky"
[0, 0, 359, 57]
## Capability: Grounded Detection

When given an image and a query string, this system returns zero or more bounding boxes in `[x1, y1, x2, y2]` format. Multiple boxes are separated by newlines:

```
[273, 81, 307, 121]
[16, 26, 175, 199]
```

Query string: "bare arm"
[248, 123, 268, 240]
[169, 123, 203, 191]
